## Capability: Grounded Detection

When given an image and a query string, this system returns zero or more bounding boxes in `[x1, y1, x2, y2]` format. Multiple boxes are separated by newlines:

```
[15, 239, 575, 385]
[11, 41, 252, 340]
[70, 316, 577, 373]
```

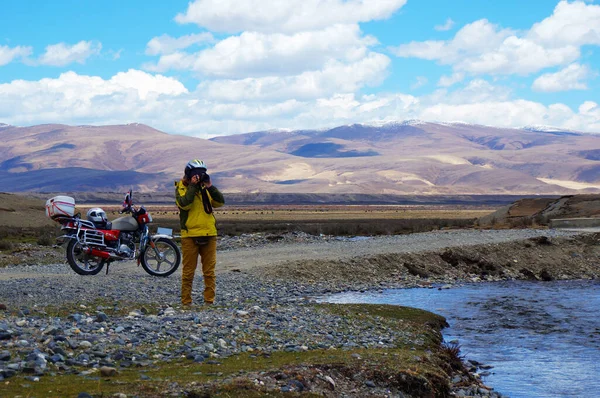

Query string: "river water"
[325, 280, 600, 398]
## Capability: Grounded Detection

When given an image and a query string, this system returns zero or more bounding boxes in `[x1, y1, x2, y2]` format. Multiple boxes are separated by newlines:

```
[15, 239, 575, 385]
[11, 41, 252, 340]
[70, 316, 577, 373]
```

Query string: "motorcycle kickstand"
[105, 262, 110, 275]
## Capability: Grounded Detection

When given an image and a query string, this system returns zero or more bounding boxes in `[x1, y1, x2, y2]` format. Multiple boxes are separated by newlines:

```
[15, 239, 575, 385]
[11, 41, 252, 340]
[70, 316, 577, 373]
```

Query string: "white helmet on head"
[185, 159, 207, 178]
[87, 208, 107, 224]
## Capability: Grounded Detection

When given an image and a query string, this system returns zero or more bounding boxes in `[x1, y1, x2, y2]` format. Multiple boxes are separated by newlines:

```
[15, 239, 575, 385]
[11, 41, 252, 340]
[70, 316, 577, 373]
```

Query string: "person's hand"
[203, 178, 212, 188]
[190, 174, 200, 184]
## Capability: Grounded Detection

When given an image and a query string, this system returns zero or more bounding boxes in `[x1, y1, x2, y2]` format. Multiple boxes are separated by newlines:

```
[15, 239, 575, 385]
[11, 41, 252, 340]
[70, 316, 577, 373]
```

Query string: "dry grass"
[0, 193, 55, 228]
[90, 204, 492, 222]
[137, 205, 494, 236]
[0, 225, 61, 243]
[103, 204, 492, 220]
[1, 197, 496, 241]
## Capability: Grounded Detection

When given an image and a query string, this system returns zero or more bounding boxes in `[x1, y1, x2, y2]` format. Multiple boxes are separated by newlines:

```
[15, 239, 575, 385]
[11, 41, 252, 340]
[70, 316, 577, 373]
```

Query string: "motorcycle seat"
[92, 221, 112, 230]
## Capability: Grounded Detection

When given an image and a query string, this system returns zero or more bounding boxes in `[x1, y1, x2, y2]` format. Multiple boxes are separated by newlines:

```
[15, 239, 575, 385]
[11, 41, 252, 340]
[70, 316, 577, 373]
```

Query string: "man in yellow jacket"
[175, 159, 225, 305]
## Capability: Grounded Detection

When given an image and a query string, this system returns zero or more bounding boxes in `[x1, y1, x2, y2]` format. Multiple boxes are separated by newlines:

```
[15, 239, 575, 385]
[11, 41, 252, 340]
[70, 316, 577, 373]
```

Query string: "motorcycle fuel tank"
[100, 230, 120, 241]
[111, 216, 139, 231]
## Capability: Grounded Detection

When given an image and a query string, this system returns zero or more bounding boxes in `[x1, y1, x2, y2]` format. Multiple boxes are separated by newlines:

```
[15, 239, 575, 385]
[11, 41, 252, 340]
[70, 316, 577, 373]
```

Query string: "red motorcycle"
[46, 190, 181, 276]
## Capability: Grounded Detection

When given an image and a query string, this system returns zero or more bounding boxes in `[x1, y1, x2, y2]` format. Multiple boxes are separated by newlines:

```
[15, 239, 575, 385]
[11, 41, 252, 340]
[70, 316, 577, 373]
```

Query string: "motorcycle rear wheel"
[141, 238, 181, 277]
[66, 240, 105, 275]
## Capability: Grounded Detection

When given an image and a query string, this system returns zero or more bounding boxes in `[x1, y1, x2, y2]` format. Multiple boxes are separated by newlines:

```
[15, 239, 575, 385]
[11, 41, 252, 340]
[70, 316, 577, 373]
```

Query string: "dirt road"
[0, 229, 582, 280]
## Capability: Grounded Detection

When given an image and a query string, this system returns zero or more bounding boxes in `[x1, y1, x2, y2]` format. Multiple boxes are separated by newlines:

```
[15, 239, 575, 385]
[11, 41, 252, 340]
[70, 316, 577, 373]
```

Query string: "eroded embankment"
[261, 233, 600, 287]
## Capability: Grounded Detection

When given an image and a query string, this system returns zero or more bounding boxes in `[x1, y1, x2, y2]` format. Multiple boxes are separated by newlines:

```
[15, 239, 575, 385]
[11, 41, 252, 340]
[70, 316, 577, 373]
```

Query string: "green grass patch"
[3, 303, 458, 397]
[317, 303, 447, 327]
[0, 225, 60, 244]
[2, 348, 447, 398]
[0, 245, 64, 268]
[316, 303, 448, 345]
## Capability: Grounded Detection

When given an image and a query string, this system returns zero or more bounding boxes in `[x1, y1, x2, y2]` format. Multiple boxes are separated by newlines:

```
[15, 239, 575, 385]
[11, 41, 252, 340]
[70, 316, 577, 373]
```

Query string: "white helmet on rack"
[87, 208, 108, 224]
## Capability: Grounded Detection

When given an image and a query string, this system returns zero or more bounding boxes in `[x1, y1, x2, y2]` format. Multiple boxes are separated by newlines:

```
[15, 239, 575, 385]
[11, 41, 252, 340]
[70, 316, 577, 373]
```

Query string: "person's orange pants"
[181, 237, 217, 305]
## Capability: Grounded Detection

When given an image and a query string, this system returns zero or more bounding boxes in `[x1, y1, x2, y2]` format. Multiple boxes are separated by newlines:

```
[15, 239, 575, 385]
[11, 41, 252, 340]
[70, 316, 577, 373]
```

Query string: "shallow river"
[326, 280, 600, 398]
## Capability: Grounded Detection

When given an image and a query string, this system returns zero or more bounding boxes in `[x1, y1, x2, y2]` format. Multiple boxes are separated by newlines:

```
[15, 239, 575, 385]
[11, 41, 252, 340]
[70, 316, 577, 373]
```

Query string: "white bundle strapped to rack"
[45, 196, 76, 219]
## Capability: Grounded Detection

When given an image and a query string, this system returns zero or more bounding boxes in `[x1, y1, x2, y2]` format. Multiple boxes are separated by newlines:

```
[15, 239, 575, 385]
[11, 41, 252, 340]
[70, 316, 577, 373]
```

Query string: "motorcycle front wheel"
[66, 240, 105, 275]
[141, 238, 181, 277]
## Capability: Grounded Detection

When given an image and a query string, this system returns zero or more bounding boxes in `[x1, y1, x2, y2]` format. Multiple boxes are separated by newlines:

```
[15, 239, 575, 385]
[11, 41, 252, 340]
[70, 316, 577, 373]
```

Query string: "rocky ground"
[0, 228, 598, 397]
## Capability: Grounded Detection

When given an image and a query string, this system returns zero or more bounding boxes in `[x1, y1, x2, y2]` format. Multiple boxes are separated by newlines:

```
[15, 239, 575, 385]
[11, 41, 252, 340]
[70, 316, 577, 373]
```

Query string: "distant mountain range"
[1, 121, 599, 195]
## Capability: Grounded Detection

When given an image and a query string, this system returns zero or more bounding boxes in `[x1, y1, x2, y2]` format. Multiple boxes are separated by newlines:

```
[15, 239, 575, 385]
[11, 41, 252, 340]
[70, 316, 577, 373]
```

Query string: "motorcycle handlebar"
[120, 204, 134, 214]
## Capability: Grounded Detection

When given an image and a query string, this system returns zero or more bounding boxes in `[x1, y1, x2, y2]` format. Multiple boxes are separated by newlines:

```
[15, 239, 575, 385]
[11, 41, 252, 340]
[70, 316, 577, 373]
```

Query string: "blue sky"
[0, 0, 599, 136]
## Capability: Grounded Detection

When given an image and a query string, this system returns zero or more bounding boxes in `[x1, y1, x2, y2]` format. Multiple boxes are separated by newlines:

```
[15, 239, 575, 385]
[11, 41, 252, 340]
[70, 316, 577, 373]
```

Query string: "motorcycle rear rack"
[81, 229, 105, 246]
[57, 217, 106, 247]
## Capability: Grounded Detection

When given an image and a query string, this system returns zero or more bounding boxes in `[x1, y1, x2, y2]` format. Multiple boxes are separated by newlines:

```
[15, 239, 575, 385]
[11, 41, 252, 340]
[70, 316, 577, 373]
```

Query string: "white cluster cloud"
[434, 18, 455, 32]
[145, 6, 393, 102]
[394, 18, 580, 75]
[0, 70, 187, 126]
[0, 45, 32, 66]
[1, 0, 599, 137]
[394, 19, 515, 63]
[38, 40, 102, 66]
[175, 0, 406, 33]
[428, 79, 512, 105]
[438, 72, 464, 87]
[147, 24, 379, 78]
[39, 40, 102, 66]
[145, 33, 214, 55]
[1, 70, 599, 136]
[532, 63, 592, 92]
[197, 52, 390, 101]
[394, 1, 599, 81]
[528, 0, 600, 47]
[0, 41, 102, 67]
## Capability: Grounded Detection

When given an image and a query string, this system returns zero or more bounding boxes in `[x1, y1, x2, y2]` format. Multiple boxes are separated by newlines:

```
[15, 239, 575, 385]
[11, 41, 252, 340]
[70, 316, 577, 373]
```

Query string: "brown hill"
[0, 123, 294, 192]
[1, 121, 600, 194]
[213, 121, 600, 195]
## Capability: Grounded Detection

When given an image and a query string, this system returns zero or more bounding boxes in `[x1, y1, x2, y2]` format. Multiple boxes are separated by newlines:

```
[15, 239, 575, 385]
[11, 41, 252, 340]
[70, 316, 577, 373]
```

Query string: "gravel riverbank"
[0, 228, 597, 397]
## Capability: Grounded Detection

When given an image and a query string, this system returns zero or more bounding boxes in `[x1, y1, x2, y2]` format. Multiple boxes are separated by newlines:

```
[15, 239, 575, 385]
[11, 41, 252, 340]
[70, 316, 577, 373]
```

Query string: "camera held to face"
[190, 168, 210, 184]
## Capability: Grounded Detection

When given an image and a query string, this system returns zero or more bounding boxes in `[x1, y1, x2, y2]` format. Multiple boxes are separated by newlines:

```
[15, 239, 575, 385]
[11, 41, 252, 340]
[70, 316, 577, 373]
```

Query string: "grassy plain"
[93, 204, 494, 236]
[0, 191, 494, 237]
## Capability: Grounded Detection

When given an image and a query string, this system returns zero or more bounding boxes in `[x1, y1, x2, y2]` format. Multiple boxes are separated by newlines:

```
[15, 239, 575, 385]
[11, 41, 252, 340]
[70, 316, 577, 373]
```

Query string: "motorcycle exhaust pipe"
[85, 247, 128, 260]
[85, 248, 112, 259]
